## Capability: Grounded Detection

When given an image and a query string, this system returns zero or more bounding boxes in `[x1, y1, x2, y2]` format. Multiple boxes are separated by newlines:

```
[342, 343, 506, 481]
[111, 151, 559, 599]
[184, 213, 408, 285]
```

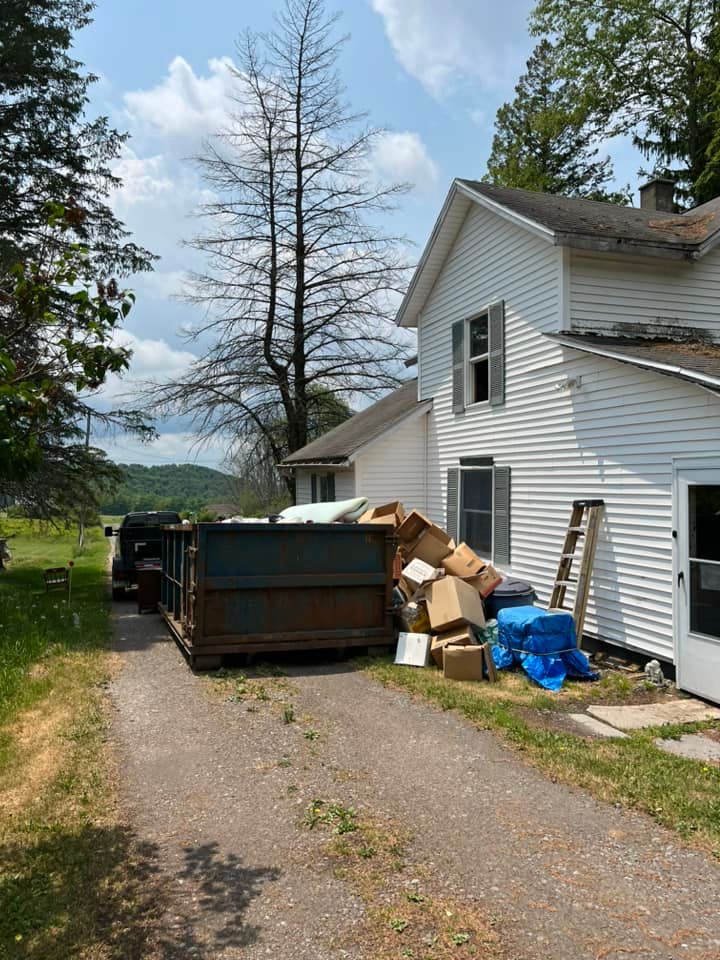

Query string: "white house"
[282, 178, 720, 703]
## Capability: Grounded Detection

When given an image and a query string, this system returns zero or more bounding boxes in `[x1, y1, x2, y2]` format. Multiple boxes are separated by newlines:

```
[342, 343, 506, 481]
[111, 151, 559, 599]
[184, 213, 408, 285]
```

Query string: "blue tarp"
[491, 606, 599, 691]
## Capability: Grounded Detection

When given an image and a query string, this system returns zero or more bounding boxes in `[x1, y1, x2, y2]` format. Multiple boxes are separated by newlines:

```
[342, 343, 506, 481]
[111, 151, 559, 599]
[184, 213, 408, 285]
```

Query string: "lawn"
[0, 519, 155, 959]
[359, 657, 720, 855]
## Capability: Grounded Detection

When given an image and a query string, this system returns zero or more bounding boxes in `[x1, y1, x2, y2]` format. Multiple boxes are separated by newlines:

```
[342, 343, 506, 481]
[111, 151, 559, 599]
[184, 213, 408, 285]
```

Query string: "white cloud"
[371, 0, 534, 99]
[371, 131, 439, 191]
[123, 55, 237, 138]
[112, 147, 173, 206]
[101, 330, 196, 403]
[99, 431, 228, 468]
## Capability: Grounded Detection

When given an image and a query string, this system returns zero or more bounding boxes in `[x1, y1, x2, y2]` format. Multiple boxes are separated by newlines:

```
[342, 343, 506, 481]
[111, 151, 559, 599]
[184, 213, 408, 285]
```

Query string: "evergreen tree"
[484, 40, 628, 202]
[0, 1, 155, 517]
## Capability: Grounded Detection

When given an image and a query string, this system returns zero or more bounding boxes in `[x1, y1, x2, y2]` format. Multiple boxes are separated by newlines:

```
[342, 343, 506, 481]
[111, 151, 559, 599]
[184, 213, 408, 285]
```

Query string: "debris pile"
[362, 501, 598, 689]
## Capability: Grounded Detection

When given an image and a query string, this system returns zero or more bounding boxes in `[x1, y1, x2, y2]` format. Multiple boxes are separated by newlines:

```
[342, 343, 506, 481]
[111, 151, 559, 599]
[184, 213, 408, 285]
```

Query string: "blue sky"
[78, 0, 641, 469]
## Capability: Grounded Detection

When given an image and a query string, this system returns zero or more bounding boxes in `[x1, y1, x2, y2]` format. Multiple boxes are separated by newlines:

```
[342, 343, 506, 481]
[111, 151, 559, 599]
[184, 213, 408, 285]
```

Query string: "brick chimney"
[639, 178, 675, 213]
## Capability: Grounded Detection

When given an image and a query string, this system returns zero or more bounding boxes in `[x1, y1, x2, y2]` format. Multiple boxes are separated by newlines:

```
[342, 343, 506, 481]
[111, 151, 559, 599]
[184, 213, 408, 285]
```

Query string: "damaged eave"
[553, 232, 700, 262]
[548, 333, 720, 395]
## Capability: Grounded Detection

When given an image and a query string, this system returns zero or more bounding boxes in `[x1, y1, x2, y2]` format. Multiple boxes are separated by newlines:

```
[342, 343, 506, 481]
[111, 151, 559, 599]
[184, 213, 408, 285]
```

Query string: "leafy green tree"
[484, 39, 629, 202]
[531, 0, 720, 206]
[0, 1, 155, 513]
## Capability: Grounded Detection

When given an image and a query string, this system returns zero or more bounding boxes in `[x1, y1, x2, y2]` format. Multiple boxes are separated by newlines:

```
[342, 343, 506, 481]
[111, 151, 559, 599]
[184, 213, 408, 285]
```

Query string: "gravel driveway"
[110, 605, 720, 959]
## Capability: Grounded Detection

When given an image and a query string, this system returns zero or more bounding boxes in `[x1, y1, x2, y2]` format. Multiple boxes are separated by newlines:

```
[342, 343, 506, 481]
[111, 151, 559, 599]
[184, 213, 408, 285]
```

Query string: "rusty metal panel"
[160, 522, 395, 658]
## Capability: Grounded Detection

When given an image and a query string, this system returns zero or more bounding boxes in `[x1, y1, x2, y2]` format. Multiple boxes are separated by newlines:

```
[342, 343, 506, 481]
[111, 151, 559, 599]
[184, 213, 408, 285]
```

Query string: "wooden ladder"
[549, 499, 604, 647]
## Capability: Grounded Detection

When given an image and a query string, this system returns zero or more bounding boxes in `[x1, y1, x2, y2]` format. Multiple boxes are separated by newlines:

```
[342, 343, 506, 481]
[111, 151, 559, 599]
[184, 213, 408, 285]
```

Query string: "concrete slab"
[654, 733, 720, 762]
[587, 698, 720, 731]
[568, 713, 629, 739]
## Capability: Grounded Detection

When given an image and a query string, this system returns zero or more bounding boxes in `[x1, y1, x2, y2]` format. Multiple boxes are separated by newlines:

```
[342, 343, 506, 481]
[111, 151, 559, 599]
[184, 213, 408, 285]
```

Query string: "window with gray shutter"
[493, 465, 511, 565]
[311, 474, 318, 503]
[451, 321, 465, 414]
[446, 468, 459, 540]
[489, 300, 505, 406]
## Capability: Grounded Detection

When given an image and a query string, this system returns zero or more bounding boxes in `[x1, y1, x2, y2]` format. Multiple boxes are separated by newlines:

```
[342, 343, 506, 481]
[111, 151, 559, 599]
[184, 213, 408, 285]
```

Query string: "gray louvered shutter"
[493, 466, 511, 565]
[327, 473, 335, 501]
[446, 468, 459, 541]
[489, 300, 505, 406]
[311, 474, 317, 503]
[451, 320, 465, 414]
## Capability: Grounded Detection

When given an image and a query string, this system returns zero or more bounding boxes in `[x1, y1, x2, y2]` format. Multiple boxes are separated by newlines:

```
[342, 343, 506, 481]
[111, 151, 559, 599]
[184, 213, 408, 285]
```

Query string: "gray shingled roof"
[548, 332, 720, 393]
[459, 180, 720, 258]
[281, 379, 429, 465]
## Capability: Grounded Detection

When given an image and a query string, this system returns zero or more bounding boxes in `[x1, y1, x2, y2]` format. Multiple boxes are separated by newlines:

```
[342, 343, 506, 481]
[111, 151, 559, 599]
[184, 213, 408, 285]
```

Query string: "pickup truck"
[105, 511, 181, 600]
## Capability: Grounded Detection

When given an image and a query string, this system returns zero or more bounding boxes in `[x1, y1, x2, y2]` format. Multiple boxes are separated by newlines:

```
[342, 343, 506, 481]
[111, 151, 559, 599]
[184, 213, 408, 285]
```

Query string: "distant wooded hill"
[99, 463, 234, 515]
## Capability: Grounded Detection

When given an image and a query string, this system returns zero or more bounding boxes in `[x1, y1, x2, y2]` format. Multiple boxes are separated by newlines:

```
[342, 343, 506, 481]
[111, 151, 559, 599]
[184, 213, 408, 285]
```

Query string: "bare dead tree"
[149, 0, 412, 496]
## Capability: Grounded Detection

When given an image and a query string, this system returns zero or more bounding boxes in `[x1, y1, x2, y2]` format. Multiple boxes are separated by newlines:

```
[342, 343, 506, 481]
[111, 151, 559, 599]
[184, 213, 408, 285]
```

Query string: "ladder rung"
[555, 579, 577, 586]
[560, 553, 576, 559]
[567, 527, 585, 534]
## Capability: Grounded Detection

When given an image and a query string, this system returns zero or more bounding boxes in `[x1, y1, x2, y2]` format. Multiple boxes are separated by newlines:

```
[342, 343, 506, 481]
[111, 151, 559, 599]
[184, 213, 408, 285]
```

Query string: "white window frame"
[457, 465, 494, 560]
[465, 312, 490, 408]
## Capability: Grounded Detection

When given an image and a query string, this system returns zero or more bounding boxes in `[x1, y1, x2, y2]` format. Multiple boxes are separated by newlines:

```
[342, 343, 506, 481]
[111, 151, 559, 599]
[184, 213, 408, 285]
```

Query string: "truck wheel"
[112, 586, 126, 601]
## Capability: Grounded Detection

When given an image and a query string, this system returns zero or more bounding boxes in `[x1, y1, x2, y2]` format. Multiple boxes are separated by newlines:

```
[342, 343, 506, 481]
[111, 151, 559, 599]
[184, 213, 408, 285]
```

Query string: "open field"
[0, 520, 151, 959]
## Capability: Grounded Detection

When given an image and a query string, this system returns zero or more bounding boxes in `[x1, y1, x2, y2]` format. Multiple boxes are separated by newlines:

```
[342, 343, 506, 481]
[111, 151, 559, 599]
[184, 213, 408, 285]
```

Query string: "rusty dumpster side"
[159, 522, 396, 667]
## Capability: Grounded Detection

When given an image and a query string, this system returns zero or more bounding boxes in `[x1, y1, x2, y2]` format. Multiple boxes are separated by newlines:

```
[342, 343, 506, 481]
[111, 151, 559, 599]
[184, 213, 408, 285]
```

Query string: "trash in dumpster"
[279, 497, 369, 523]
[492, 606, 599, 691]
[359, 501, 405, 528]
[395, 632, 432, 667]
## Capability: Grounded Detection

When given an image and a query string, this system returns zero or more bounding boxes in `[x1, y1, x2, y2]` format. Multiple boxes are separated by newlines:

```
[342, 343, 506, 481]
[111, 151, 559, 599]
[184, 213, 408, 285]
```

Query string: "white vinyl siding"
[294, 466, 355, 506]
[354, 412, 429, 513]
[416, 201, 720, 663]
[569, 247, 720, 342]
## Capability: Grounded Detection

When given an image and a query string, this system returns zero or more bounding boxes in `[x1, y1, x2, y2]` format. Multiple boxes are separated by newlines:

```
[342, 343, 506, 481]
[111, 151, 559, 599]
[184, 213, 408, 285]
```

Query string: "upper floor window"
[467, 314, 489, 405]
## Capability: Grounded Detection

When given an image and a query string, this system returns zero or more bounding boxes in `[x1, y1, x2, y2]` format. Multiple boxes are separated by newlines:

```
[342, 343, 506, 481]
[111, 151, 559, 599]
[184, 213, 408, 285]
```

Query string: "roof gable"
[397, 179, 720, 329]
[280, 379, 430, 465]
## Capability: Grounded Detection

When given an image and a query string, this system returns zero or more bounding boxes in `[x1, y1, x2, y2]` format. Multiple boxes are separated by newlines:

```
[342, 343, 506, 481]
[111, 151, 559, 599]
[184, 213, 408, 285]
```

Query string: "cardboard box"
[430, 626, 475, 667]
[442, 542, 486, 578]
[461, 566, 502, 599]
[425, 577, 486, 632]
[358, 501, 405, 528]
[401, 557, 440, 594]
[395, 632, 432, 667]
[405, 525, 455, 567]
[443, 643, 496, 681]
[396, 510, 433, 543]
[443, 644, 485, 680]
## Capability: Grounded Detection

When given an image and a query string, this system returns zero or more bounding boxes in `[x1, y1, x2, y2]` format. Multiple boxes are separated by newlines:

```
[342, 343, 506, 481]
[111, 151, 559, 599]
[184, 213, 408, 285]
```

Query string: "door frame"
[671, 454, 720, 693]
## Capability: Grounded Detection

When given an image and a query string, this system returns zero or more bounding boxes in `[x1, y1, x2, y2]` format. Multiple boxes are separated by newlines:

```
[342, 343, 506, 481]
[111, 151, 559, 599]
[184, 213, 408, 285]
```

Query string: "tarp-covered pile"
[492, 606, 598, 691]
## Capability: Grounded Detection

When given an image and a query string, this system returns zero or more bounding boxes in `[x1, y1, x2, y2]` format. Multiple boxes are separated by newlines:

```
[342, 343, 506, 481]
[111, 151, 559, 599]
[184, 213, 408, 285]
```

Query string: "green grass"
[0, 518, 156, 959]
[0, 519, 110, 725]
[358, 657, 720, 853]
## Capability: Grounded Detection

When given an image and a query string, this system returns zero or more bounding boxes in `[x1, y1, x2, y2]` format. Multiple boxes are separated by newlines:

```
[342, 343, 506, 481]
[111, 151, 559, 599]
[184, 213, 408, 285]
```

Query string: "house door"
[675, 462, 720, 702]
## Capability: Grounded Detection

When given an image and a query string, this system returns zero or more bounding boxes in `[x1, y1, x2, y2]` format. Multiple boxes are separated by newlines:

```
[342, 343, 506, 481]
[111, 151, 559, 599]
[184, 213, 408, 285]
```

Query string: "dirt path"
[109, 605, 720, 959]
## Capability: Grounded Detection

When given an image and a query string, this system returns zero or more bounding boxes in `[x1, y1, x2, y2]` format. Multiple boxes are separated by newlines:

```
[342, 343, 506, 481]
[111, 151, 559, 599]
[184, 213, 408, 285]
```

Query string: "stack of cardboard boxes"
[359, 503, 500, 682]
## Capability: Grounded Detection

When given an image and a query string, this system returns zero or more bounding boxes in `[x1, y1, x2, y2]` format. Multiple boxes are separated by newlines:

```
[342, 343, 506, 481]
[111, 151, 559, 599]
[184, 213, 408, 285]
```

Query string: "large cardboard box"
[430, 625, 475, 667]
[425, 577, 486, 632]
[405, 526, 455, 566]
[396, 510, 432, 543]
[395, 632, 432, 667]
[358, 501, 405, 528]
